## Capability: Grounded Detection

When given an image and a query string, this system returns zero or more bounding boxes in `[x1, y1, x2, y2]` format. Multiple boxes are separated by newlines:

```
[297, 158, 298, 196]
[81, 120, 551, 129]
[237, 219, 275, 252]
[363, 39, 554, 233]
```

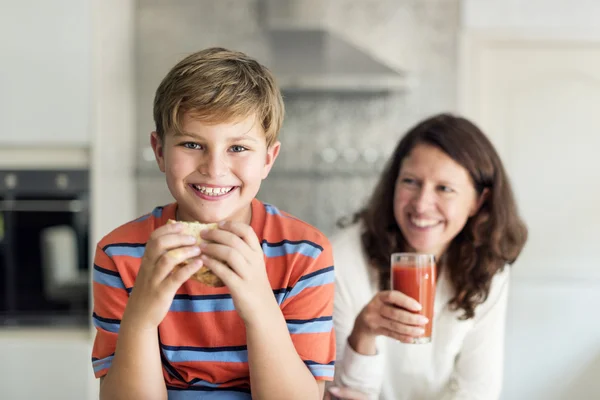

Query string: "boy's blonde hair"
[153, 47, 284, 147]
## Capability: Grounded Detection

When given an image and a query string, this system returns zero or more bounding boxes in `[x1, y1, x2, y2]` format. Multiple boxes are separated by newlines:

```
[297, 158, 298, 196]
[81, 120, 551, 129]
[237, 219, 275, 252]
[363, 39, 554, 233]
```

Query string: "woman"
[325, 114, 527, 400]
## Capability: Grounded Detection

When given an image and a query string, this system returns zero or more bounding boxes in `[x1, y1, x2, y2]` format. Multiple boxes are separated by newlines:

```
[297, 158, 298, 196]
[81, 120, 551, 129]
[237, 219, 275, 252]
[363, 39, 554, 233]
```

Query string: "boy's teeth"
[192, 185, 233, 196]
[411, 217, 439, 228]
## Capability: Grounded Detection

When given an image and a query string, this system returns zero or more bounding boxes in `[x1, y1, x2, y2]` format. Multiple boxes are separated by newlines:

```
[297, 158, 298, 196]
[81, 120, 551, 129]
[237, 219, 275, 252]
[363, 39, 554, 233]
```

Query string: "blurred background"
[1, 0, 599, 399]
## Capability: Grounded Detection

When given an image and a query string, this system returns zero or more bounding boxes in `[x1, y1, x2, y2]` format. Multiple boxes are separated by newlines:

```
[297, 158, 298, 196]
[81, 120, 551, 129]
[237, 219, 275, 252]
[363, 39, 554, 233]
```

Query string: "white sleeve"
[331, 230, 384, 399]
[439, 268, 511, 400]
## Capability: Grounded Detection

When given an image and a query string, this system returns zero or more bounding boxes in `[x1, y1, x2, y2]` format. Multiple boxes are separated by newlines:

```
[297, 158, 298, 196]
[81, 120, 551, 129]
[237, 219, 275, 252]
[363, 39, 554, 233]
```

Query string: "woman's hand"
[348, 290, 429, 354]
[324, 386, 369, 400]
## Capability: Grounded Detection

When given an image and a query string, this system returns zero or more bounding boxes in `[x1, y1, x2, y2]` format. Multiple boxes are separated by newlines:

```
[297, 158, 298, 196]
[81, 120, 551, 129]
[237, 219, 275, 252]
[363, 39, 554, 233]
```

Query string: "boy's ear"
[150, 132, 166, 173]
[262, 141, 281, 179]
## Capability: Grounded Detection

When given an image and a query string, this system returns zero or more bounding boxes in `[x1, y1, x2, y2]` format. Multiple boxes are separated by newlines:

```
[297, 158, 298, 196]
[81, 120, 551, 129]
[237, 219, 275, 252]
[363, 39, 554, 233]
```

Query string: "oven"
[0, 169, 90, 327]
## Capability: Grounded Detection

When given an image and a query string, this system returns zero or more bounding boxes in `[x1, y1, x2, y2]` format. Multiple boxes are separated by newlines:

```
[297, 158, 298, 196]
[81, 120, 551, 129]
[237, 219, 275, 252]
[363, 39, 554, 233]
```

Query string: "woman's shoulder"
[330, 223, 362, 246]
[330, 223, 378, 298]
[475, 265, 512, 316]
[490, 265, 511, 292]
[330, 224, 364, 264]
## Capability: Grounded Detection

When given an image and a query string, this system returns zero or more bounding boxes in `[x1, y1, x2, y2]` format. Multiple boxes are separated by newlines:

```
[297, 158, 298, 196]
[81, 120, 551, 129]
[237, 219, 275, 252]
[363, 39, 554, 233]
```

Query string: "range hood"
[259, 0, 410, 93]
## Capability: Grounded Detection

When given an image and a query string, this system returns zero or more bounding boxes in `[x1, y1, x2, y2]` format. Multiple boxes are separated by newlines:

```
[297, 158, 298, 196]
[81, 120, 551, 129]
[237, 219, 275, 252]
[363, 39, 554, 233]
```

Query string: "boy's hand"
[199, 221, 277, 325]
[123, 222, 203, 330]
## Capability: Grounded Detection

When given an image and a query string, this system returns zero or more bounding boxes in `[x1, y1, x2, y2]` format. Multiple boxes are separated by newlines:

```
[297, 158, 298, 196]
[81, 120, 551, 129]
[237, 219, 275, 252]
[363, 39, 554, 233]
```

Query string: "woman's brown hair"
[343, 113, 528, 319]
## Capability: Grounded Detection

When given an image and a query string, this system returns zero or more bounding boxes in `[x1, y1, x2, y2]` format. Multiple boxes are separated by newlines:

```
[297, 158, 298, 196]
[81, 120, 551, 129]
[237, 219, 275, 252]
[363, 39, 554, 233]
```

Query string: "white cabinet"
[461, 36, 600, 280]
[460, 33, 600, 399]
[0, 0, 91, 145]
[0, 330, 94, 400]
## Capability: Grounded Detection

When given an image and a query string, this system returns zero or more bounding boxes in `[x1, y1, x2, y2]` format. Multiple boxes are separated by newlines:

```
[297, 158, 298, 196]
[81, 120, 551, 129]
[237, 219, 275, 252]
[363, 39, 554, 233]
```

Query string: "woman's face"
[393, 144, 483, 259]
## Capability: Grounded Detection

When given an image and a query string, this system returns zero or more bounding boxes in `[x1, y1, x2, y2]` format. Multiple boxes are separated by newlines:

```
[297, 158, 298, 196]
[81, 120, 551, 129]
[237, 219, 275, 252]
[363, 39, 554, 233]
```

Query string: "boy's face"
[151, 112, 280, 224]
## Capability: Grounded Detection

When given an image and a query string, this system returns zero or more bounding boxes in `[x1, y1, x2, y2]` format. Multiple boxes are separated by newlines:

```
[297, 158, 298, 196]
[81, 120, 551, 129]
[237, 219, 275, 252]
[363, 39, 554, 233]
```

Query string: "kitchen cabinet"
[0, 0, 91, 145]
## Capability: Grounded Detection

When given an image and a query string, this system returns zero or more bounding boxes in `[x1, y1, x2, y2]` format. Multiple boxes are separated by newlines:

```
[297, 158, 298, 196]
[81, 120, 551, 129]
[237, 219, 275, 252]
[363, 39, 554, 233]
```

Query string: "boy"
[91, 47, 335, 400]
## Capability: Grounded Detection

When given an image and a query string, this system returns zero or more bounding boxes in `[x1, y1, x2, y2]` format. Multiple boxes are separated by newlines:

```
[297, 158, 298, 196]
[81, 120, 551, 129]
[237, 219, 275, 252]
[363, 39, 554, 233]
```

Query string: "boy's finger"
[164, 258, 204, 289]
[200, 228, 256, 263]
[199, 255, 238, 287]
[153, 245, 201, 282]
[217, 221, 261, 252]
[149, 221, 185, 240]
[144, 233, 199, 264]
[198, 243, 247, 276]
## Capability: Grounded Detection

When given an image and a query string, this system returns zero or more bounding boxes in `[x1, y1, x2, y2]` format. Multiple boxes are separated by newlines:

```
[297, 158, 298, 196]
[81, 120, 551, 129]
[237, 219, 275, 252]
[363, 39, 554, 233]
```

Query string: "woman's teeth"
[192, 185, 234, 196]
[411, 217, 439, 228]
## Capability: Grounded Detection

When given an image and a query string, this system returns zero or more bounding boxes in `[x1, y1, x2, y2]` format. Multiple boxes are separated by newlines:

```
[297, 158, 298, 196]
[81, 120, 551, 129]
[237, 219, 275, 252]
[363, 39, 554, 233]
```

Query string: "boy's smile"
[151, 112, 280, 224]
[189, 183, 236, 200]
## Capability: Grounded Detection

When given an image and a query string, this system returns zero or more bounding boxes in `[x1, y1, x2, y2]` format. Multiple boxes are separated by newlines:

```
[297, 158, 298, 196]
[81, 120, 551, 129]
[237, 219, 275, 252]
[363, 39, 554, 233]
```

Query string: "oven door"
[0, 170, 90, 327]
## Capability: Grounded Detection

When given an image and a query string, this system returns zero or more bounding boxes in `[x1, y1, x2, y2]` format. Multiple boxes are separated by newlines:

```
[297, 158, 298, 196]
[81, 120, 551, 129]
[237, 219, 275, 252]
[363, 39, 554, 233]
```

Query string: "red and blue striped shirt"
[91, 198, 335, 398]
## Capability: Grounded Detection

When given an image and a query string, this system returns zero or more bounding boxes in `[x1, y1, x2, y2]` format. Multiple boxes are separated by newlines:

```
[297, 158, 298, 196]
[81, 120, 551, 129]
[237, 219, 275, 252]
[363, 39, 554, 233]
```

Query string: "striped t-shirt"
[91, 198, 335, 398]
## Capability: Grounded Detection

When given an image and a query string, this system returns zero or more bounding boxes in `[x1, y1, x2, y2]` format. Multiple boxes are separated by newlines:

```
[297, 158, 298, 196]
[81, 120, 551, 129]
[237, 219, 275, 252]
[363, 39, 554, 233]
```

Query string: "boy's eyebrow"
[173, 131, 259, 142]
[229, 134, 258, 142]
[173, 130, 198, 138]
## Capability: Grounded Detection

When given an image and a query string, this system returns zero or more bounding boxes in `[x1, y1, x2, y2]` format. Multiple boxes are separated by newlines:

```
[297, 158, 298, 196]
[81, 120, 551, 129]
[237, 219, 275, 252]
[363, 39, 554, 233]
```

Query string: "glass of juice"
[390, 253, 436, 344]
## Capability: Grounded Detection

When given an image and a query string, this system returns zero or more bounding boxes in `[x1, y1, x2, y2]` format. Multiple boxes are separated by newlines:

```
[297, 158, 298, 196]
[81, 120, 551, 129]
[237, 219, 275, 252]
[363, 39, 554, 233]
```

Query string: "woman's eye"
[230, 145, 247, 153]
[402, 178, 418, 185]
[183, 142, 202, 150]
[439, 185, 454, 193]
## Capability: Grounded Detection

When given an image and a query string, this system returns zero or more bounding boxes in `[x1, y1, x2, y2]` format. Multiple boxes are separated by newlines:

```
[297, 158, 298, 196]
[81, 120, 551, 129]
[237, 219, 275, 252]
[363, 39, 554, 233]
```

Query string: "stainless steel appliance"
[0, 169, 89, 327]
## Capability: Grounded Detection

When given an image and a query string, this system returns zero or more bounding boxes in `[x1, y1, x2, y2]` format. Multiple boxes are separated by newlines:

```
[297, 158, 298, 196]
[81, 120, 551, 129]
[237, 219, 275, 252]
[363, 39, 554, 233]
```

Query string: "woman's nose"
[412, 186, 435, 212]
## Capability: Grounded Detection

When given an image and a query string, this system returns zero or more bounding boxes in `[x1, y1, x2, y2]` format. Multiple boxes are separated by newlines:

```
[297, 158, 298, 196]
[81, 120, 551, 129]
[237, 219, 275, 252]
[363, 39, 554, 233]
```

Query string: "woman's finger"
[328, 386, 369, 400]
[379, 328, 415, 344]
[379, 315, 425, 337]
[380, 303, 429, 326]
[379, 290, 422, 312]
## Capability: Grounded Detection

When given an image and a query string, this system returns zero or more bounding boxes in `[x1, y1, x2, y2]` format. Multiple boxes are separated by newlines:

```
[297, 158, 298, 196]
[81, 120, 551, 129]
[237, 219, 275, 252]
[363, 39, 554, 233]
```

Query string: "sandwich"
[166, 219, 225, 287]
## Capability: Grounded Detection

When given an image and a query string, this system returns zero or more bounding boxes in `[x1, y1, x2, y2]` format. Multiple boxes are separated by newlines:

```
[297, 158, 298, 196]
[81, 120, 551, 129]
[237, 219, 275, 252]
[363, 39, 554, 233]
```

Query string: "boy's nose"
[199, 153, 227, 177]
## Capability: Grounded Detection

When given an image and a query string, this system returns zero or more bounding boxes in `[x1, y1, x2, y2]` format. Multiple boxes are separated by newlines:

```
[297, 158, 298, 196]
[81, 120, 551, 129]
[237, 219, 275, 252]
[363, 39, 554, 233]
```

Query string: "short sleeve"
[90, 244, 129, 378]
[279, 237, 336, 381]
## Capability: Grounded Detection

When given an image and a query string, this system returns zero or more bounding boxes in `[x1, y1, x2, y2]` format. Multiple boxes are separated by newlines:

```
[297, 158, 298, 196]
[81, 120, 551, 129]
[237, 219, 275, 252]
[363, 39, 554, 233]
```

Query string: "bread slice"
[166, 219, 224, 287]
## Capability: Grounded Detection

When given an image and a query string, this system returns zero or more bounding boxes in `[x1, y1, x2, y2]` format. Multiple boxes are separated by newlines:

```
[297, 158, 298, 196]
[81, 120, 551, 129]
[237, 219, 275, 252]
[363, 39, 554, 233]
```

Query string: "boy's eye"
[230, 145, 247, 153]
[182, 142, 202, 150]
[438, 185, 454, 193]
[401, 178, 418, 186]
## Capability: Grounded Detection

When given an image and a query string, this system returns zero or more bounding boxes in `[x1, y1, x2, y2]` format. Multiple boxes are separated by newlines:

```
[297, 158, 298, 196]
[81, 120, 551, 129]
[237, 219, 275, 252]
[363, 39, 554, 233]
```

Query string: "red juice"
[391, 254, 436, 343]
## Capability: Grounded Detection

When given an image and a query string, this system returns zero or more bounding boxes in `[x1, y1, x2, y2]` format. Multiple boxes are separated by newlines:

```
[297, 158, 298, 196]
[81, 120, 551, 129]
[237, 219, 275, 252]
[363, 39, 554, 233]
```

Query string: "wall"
[0, 0, 91, 146]
[460, 1, 600, 399]
[0, 0, 136, 399]
[462, 0, 600, 32]
[0, 330, 93, 400]
[134, 0, 460, 236]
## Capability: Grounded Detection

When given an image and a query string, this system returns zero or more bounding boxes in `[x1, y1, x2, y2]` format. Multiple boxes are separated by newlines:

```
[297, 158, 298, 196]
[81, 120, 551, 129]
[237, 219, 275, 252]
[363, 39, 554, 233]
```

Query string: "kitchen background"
[0, 0, 599, 399]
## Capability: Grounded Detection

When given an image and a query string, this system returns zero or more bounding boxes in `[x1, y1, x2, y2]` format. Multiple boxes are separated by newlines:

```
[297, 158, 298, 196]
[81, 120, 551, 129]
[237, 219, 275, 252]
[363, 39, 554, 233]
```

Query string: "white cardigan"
[331, 224, 510, 400]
